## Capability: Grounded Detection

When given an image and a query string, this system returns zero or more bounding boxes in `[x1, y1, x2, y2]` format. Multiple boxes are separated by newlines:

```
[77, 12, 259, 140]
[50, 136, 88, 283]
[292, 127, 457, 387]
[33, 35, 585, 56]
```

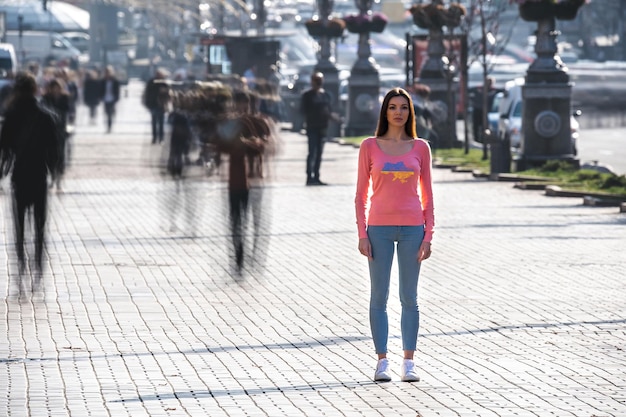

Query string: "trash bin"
[489, 135, 511, 176]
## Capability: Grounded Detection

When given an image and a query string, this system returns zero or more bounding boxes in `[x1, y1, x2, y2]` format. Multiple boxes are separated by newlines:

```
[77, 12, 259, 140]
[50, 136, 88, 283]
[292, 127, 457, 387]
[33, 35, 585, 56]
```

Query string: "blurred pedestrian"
[143, 68, 170, 144]
[99, 65, 120, 133]
[41, 78, 71, 191]
[0, 72, 60, 279]
[243, 64, 257, 89]
[216, 90, 268, 273]
[471, 76, 497, 144]
[83, 68, 101, 124]
[162, 91, 197, 234]
[355, 87, 435, 383]
[57, 68, 79, 125]
[409, 83, 439, 148]
[300, 72, 337, 186]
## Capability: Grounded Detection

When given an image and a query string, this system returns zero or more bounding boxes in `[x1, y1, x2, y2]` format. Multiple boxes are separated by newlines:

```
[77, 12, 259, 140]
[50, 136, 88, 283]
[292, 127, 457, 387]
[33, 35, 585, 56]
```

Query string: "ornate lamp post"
[409, 1, 465, 149]
[305, 0, 345, 137]
[515, 0, 586, 170]
[343, 0, 387, 136]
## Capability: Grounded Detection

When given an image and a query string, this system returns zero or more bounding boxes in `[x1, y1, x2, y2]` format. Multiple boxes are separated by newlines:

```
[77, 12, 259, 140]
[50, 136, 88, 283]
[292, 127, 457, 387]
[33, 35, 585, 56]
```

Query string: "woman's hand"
[358, 238, 372, 259]
[417, 241, 432, 262]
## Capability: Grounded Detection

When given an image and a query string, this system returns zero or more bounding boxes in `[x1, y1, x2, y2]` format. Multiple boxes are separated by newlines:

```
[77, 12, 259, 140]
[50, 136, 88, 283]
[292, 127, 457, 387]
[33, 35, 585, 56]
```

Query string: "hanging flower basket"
[409, 3, 465, 30]
[409, 4, 444, 29]
[370, 12, 388, 33]
[554, 0, 585, 20]
[343, 12, 388, 34]
[519, 1, 553, 21]
[514, 0, 585, 22]
[305, 18, 346, 38]
[443, 3, 466, 28]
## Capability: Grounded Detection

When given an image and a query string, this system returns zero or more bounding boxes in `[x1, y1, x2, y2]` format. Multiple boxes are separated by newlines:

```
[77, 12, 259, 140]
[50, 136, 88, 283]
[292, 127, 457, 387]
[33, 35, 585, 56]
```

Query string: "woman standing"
[355, 87, 435, 383]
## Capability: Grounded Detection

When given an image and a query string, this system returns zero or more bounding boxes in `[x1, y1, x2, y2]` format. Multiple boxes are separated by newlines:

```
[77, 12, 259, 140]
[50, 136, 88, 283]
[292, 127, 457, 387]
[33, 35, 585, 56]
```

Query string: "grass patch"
[518, 160, 626, 196]
[433, 147, 490, 171]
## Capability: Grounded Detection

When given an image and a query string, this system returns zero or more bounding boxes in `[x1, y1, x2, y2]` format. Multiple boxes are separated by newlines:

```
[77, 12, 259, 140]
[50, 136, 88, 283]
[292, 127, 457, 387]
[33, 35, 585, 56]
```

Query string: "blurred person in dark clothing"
[99, 65, 121, 133]
[409, 83, 439, 148]
[83, 69, 101, 124]
[470, 76, 497, 143]
[143, 69, 170, 144]
[300, 72, 337, 186]
[57, 68, 79, 125]
[0, 72, 60, 279]
[161, 91, 197, 234]
[216, 90, 269, 273]
[41, 78, 71, 191]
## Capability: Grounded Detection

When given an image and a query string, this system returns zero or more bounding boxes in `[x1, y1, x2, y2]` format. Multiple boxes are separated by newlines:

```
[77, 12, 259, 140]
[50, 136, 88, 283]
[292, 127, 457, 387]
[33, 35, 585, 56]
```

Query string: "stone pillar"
[314, 0, 341, 138]
[417, 27, 458, 149]
[344, 0, 381, 137]
[409, 1, 464, 149]
[516, 15, 578, 170]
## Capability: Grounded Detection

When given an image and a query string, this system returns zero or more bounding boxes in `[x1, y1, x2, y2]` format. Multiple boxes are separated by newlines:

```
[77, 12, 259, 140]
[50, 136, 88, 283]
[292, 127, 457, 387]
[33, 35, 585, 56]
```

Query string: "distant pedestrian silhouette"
[99, 65, 121, 133]
[143, 69, 170, 144]
[41, 78, 71, 191]
[82, 69, 101, 124]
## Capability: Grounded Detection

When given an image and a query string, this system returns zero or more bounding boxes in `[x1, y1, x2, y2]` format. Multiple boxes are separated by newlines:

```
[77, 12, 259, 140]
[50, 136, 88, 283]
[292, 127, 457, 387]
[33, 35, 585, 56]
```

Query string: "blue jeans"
[306, 127, 326, 180]
[151, 109, 165, 143]
[367, 225, 424, 354]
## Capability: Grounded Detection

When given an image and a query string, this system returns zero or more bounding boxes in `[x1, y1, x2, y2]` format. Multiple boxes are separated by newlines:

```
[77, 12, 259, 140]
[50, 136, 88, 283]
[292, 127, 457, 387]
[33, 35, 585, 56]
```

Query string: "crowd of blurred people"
[0, 60, 285, 286]
[146, 70, 281, 273]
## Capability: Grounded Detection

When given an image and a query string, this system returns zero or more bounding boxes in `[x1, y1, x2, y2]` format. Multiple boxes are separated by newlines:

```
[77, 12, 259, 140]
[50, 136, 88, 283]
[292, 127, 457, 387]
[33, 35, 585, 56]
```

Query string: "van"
[4, 31, 82, 66]
[0, 43, 18, 75]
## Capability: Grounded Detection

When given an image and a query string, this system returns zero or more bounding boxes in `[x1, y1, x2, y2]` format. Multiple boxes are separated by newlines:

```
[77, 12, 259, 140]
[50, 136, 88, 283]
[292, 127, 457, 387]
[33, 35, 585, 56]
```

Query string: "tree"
[460, 0, 518, 157]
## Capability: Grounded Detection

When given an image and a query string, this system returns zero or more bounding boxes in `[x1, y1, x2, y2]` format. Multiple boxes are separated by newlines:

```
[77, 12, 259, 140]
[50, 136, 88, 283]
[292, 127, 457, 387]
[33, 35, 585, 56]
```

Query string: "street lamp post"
[313, 0, 342, 138]
[516, 0, 585, 171]
[343, 0, 384, 136]
[409, 1, 465, 149]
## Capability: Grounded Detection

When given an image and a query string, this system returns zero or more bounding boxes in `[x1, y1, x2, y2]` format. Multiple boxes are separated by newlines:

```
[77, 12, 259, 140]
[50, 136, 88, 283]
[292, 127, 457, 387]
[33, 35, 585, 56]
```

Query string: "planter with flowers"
[555, 0, 586, 20]
[510, 0, 586, 22]
[409, 2, 466, 31]
[305, 17, 346, 38]
[343, 12, 388, 34]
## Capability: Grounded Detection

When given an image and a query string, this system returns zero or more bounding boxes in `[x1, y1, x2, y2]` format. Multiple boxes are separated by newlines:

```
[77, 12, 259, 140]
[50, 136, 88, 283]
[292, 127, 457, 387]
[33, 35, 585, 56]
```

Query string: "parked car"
[487, 91, 503, 136]
[63, 31, 90, 54]
[0, 43, 18, 75]
[4, 30, 83, 67]
[497, 77, 581, 155]
[467, 84, 504, 142]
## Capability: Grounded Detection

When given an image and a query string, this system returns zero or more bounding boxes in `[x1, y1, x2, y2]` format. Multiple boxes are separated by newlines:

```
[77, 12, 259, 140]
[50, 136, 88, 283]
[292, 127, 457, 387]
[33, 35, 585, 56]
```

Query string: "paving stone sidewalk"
[1, 80, 624, 417]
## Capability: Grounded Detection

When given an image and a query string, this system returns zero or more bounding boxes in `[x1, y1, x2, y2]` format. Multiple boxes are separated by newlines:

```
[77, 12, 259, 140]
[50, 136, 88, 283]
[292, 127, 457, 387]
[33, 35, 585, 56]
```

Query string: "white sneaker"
[374, 358, 392, 382]
[401, 359, 420, 382]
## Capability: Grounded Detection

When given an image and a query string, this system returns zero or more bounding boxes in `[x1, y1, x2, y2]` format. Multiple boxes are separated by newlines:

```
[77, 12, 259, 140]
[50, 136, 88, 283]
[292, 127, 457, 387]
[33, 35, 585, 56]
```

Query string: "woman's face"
[386, 95, 410, 128]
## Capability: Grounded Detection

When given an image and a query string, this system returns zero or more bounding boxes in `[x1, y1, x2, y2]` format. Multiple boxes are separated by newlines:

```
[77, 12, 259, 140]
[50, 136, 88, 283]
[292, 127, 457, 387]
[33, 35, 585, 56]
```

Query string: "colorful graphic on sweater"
[381, 161, 414, 183]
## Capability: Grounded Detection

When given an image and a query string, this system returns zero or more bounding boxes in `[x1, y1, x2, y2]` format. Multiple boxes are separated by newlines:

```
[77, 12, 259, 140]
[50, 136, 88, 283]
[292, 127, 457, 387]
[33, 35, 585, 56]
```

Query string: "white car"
[498, 78, 580, 155]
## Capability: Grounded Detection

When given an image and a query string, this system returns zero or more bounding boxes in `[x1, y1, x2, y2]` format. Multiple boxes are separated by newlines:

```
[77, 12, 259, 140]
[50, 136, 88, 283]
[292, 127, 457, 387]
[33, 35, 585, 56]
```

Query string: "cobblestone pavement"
[1, 80, 625, 417]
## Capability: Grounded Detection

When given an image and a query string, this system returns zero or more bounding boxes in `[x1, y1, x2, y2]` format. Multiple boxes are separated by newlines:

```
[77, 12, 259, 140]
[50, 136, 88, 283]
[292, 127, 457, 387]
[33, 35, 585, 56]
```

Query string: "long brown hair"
[374, 87, 417, 139]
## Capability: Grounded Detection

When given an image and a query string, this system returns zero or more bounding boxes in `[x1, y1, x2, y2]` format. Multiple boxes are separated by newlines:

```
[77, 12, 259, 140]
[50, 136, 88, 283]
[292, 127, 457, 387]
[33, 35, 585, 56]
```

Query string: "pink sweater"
[355, 137, 435, 242]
